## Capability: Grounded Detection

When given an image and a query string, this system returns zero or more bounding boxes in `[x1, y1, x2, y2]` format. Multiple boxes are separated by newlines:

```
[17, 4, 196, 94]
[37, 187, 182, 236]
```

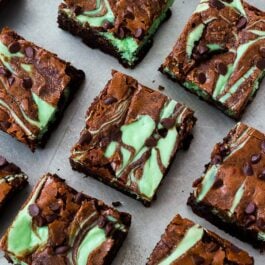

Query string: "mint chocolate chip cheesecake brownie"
[147, 214, 253, 265]
[0, 27, 85, 150]
[0, 155, 28, 210]
[0, 173, 131, 264]
[160, 0, 265, 120]
[58, 0, 174, 68]
[70, 70, 196, 206]
[188, 123, 265, 251]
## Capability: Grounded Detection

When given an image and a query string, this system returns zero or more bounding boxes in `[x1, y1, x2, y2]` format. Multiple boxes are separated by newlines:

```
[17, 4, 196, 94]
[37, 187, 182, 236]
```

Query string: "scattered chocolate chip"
[192, 177, 202, 188]
[0, 121, 11, 130]
[213, 178, 223, 189]
[260, 47, 265, 58]
[257, 58, 265, 70]
[192, 254, 205, 265]
[25, 46, 35, 58]
[198, 72, 207, 84]
[78, 131, 92, 145]
[74, 5, 83, 15]
[161, 118, 175, 129]
[211, 154, 222, 165]
[134, 28, 144, 39]
[74, 192, 85, 204]
[236, 17, 247, 30]
[158, 128, 168, 138]
[216, 62, 227, 75]
[102, 20, 113, 30]
[245, 202, 256, 215]
[257, 218, 265, 230]
[104, 96, 118, 105]
[120, 212, 131, 226]
[110, 127, 121, 141]
[0, 67, 11, 77]
[220, 145, 230, 157]
[8, 76, 15, 86]
[197, 44, 209, 55]
[158, 85, 165, 91]
[251, 153, 261, 164]
[244, 214, 256, 227]
[145, 136, 158, 147]
[243, 162, 253, 176]
[28, 203, 40, 217]
[98, 215, 107, 228]
[105, 222, 114, 236]
[118, 27, 125, 39]
[54, 245, 70, 255]
[209, 0, 225, 10]
[50, 202, 61, 212]
[258, 169, 265, 180]
[46, 214, 58, 223]
[22, 77, 33, 89]
[0, 155, 7, 167]
[8, 41, 21, 53]
[112, 201, 122, 207]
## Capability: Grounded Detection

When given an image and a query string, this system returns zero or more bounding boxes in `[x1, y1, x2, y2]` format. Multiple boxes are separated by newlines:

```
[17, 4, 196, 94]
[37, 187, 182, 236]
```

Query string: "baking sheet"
[0, 0, 265, 264]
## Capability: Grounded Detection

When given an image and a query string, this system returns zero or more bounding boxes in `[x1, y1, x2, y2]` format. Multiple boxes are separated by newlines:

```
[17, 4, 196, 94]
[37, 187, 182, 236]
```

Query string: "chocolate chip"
[74, 192, 85, 204]
[198, 72, 207, 84]
[98, 215, 107, 228]
[251, 153, 261, 164]
[8, 42, 21, 53]
[120, 212, 131, 226]
[216, 62, 227, 75]
[230, 244, 241, 253]
[158, 85, 165, 91]
[54, 245, 70, 255]
[158, 128, 168, 138]
[102, 20, 113, 30]
[260, 47, 265, 58]
[192, 254, 205, 265]
[211, 155, 222, 165]
[46, 214, 58, 223]
[0, 155, 7, 167]
[209, 0, 225, 10]
[25, 46, 35, 58]
[125, 7, 134, 19]
[257, 218, 265, 230]
[134, 28, 144, 39]
[161, 118, 175, 129]
[245, 202, 256, 215]
[112, 201, 122, 207]
[145, 136, 158, 147]
[74, 5, 83, 15]
[243, 162, 253, 176]
[197, 45, 209, 55]
[28, 204, 40, 217]
[105, 222, 114, 236]
[244, 214, 256, 227]
[50, 202, 61, 212]
[0, 121, 11, 130]
[257, 58, 265, 70]
[22, 77, 33, 89]
[110, 127, 121, 141]
[118, 27, 125, 39]
[213, 178, 223, 189]
[35, 215, 46, 227]
[104, 96, 118, 105]
[0, 67, 11, 77]
[8, 76, 15, 86]
[78, 131, 92, 145]
[208, 242, 220, 253]
[192, 177, 202, 188]
[236, 17, 247, 30]
[258, 169, 265, 180]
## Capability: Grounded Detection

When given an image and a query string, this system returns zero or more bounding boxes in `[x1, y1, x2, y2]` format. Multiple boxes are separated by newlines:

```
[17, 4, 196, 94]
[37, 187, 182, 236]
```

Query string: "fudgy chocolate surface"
[0, 155, 28, 209]
[58, 0, 173, 67]
[0, 27, 84, 150]
[147, 214, 253, 265]
[160, 0, 265, 119]
[0, 174, 131, 265]
[70, 70, 196, 206]
[188, 122, 265, 251]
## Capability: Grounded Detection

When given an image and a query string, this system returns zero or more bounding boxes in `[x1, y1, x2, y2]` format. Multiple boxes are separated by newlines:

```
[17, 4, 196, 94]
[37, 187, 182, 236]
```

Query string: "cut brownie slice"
[188, 122, 265, 251]
[0, 173, 131, 265]
[58, 0, 174, 68]
[0, 155, 28, 209]
[160, 0, 265, 120]
[147, 214, 253, 265]
[70, 70, 196, 206]
[0, 27, 85, 150]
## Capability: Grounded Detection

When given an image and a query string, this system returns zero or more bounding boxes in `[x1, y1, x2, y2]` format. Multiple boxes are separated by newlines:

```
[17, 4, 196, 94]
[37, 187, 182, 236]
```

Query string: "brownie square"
[70, 70, 196, 206]
[0, 173, 131, 264]
[58, 0, 173, 68]
[188, 122, 265, 251]
[160, 0, 265, 120]
[147, 214, 253, 265]
[0, 155, 28, 210]
[0, 27, 85, 150]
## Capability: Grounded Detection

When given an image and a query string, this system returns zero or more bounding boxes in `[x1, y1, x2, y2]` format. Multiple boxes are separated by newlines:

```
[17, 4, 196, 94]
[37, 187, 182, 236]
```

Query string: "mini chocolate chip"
[236, 17, 247, 30]
[211, 155, 222, 165]
[251, 153, 261, 164]
[8, 42, 21, 53]
[125, 7, 134, 19]
[0, 121, 11, 130]
[50, 202, 61, 212]
[208, 242, 220, 253]
[230, 244, 241, 253]
[98, 215, 107, 228]
[192, 177, 202, 188]
[102, 20, 113, 30]
[245, 202, 256, 215]
[145, 136, 158, 147]
[78, 131, 92, 145]
[112, 201, 122, 207]
[22, 77, 33, 89]
[257, 218, 265, 230]
[257, 58, 265, 70]
[197, 45, 209, 55]
[8, 76, 15, 86]
[0, 155, 7, 167]
[243, 162, 253, 176]
[54, 245, 70, 255]
[0, 67, 11, 77]
[110, 127, 121, 141]
[118, 27, 125, 39]
[192, 254, 205, 265]
[25, 46, 35, 58]
[74, 192, 85, 204]
[105, 222, 114, 236]
[120, 212, 131, 226]
[35, 215, 46, 227]
[158, 85, 165, 91]
[198, 72, 207, 84]
[260, 47, 265, 58]
[261, 140, 265, 153]
[46, 214, 58, 223]
[259, 169, 265, 180]
[161, 118, 175, 129]
[158, 128, 168, 138]
[134, 28, 144, 39]
[209, 0, 225, 10]
[213, 178, 223, 189]
[74, 5, 83, 15]
[245, 214, 256, 227]
[216, 62, 227, 75]
[104, 96, 118, 105]
[28, 204, 40, 217]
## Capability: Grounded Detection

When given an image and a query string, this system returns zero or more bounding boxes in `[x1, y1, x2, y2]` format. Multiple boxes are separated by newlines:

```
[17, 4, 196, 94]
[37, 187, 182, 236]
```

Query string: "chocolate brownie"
[188, 122, 265, 251]
[58, 0, 173, 68]
[70, 70, 196, 206]
[160, 0, 265, 120]
[0, 27, 85, 150]
[0, 173, 131, 264]
[147, 214, 253, 265]
[0, 155, 28, 209]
